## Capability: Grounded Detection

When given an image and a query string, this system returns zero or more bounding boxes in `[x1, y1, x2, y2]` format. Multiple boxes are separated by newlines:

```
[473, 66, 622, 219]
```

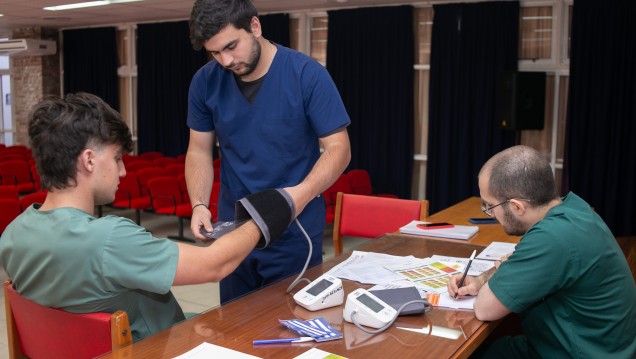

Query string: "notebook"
[399, 220, 479, 240]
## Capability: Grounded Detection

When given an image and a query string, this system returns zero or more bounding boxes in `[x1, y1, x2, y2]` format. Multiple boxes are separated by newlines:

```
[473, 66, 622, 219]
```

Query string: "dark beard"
[229, 35, 261, 78]
[502, 204, 528, 236]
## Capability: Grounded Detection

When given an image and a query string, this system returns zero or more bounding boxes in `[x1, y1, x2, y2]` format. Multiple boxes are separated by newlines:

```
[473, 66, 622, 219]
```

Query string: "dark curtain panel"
[259, 13, 290, 47]
[137, 21, 208, 156]
[327, 6, 414, 199]
[63, 27, 118, 110]
[565, 1, 636, 236]
[426, 1, 518, 214]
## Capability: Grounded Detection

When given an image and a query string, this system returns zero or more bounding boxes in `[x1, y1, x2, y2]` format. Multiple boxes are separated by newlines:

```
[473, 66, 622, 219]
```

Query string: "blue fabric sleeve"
[301, 63, 351, 137]
[187, 65, 215, 132]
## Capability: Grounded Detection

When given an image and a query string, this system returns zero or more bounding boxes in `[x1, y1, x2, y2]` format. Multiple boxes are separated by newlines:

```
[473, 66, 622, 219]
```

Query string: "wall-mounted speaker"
[495, 71, 546, 131]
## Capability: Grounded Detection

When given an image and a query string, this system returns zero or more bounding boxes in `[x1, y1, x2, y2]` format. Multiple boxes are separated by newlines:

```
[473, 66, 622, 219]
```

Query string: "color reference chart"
[385, 260, 463, 294]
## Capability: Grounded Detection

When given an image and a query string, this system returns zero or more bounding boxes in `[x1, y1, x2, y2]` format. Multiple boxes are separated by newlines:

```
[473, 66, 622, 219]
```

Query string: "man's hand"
[447, 274, 482, 298]
[191, 205, 213, 241]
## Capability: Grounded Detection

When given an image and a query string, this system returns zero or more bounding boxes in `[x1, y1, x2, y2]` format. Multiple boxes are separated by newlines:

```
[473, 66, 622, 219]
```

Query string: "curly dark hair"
[28, 92, 133, 191]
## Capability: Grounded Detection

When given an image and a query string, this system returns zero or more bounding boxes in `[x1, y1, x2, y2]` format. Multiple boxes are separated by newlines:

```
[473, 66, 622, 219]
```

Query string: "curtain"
[137, 21, 208, 156]
[565, 1, 636, 236]
[327, 6, 414, 199]
[63, 27, 118, 110]
[259, 13, 290, 47]
[426, 1, 519, 214]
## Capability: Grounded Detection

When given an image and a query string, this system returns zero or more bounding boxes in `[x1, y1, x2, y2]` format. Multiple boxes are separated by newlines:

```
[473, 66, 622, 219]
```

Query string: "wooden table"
[405, 196, 521, 246]
[101, 197, 520, 359]
[102, 240, 505, 359]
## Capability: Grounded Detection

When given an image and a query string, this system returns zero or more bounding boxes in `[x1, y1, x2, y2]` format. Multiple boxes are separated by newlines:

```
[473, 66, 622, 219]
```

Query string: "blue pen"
[253, 337, 314, 345]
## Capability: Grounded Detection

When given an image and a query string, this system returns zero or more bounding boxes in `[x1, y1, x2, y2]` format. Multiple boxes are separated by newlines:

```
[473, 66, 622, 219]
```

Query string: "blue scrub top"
[188, 44, 350, 234]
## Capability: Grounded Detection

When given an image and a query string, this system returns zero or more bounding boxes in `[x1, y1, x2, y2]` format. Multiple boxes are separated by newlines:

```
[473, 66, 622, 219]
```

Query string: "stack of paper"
[399, 220, 479, 240]
[475, 241, 517, 260]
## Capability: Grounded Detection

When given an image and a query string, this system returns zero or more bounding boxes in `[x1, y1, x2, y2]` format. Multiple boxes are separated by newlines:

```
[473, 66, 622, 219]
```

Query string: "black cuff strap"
[235, 189, 296, 249]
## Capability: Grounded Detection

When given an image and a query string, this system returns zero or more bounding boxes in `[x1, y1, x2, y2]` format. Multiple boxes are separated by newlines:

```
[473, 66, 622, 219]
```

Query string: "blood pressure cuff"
[235, 188, 296, 249]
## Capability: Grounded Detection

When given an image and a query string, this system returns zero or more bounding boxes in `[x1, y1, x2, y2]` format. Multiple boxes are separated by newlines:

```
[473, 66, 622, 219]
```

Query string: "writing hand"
[447, 273, 480, 298]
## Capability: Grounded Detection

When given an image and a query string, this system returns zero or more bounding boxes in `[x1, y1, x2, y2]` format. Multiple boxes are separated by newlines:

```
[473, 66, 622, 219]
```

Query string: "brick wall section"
[10, 27, 60, 146]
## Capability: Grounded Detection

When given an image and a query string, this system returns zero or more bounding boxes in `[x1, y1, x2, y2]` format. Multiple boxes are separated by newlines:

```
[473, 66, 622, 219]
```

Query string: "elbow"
[474, 307, 493, 321]
[207, 267, 231, 283]
[474, 301, 508, 322]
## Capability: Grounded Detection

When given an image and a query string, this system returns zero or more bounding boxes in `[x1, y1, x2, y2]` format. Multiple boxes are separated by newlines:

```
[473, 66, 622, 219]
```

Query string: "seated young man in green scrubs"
[0, 93, 294, 342]
[448, 145, 636, 358]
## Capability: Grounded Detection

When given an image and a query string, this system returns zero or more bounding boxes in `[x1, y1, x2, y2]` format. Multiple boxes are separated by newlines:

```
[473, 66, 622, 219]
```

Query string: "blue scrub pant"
[220, 221, 323, 304]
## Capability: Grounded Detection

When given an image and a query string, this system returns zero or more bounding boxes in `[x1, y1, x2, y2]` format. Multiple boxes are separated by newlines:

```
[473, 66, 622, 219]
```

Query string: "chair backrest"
[137, 151, 163, 161]
[175, 153, 187, 164]
[153, 157, 177, 168]
[346, 169, 374, 196]
[0, 154, 26, 162]
[125, 160, 154, 174]
[19, 190, 47, 211]
[3, 281, 132, 359]
[323, 174, 352, 208]
[177, 173, 189, 203]
[147, 176, 186, 212]
[332, 192, 429, 256]
[0, 160, 35, 193]
[0, 186, 19, 200]
[0, 198, 21, 234]
[209, 181, 221, 222]
[165, 163, 186, 177]
[113, 172, 141, 207]
[136, 167, 166, 196]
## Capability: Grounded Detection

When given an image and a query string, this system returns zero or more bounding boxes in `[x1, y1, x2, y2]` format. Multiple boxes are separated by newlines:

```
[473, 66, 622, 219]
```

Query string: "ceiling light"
[44, 0, 144, 11]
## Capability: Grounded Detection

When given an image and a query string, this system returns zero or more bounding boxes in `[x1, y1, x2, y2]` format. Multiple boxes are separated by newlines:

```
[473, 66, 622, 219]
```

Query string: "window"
[413, 7, 434, 199]
[117, 26, 138, 153]
[519, 6, 553, 61]
[310, 16, 328, 65]
[0, 43, 11, 145]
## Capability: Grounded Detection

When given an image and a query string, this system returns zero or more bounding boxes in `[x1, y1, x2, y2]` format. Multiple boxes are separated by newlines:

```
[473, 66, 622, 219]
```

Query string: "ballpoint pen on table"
[253, 337, 314, 345]
[454, 250, 476, 299]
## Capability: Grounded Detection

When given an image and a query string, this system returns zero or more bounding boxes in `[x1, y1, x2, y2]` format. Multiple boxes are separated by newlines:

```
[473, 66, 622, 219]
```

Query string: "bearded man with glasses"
[447, 145, 635, 359]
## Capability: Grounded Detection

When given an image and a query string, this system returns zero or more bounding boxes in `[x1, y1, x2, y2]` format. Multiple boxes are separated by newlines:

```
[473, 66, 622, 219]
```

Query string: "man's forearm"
[296, 130, 351, 204]
[476, 267, 497, 288]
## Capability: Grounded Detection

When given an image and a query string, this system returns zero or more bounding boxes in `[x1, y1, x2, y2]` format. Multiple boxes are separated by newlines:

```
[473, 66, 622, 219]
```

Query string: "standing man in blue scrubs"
[186, 0, 351, 303]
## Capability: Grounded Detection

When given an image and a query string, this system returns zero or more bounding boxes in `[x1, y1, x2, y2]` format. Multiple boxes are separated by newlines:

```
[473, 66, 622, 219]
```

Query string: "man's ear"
[79, 149, 95, 172]
[508, 199, 527, 216]
[250, 16, 262, 37]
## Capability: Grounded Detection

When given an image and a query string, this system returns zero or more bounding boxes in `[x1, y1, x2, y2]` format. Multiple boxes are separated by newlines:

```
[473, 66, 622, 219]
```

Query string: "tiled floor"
[0, 207, 368, 358]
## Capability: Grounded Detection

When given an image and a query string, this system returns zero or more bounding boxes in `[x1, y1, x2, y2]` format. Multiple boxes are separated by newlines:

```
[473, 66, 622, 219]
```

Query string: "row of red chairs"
[0, 160, 39, 195]
[0, 188, 47, 234]
[0, 145, 32, 162]
[323, 169, 398, 224]
[109, 164, 220, 242]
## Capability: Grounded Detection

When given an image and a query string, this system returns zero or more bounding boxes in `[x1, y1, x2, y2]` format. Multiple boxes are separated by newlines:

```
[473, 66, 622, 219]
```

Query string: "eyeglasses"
[481, 198, 531, 217]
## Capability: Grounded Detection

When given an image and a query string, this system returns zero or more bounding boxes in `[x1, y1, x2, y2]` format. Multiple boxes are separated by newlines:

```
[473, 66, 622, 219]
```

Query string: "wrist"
[192, 203, 209, 211]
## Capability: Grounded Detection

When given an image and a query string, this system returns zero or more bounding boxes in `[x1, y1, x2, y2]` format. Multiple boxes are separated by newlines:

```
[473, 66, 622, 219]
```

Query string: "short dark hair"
[482, 145, 559, 207]
[189, 0, 258, 50]
[28, 92, 133, 191]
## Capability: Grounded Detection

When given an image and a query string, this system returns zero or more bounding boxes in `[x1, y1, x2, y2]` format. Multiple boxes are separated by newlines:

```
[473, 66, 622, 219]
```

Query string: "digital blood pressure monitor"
[293, 274, 344, 311]
[343, 288, 397, 329]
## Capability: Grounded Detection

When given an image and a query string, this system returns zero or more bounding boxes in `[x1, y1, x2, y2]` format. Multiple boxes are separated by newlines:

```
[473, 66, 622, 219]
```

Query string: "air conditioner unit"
[0, 39, 57, 57]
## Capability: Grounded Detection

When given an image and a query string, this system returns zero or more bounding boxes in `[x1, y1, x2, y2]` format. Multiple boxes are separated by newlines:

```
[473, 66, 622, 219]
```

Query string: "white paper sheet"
[172, 343, 261, 359]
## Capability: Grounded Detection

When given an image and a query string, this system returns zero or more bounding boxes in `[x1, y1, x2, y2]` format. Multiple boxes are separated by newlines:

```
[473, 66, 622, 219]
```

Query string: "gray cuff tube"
[235, 188, 296, 249]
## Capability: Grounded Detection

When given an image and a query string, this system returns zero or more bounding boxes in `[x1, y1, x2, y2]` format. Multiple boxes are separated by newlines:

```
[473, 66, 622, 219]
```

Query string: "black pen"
[454, 250, 476, 299]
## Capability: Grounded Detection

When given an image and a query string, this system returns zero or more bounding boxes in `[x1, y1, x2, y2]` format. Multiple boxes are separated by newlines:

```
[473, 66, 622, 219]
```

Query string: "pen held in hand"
[454, 249, 477, 299]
